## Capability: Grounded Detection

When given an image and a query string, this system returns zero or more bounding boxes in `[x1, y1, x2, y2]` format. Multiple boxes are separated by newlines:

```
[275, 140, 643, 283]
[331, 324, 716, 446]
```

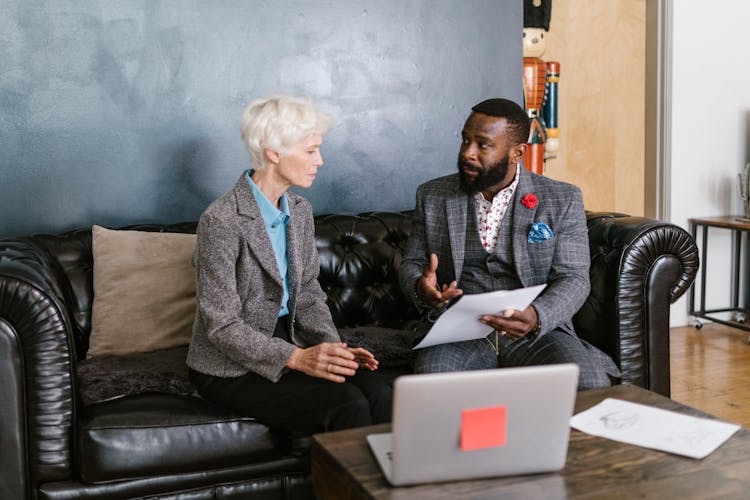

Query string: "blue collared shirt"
[245, 170, 290, 317]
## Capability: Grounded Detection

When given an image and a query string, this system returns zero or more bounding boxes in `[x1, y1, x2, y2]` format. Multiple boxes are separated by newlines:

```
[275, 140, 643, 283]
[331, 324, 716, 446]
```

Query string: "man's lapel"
[445, 183, 467, 283]
[511, 169, 536, 287]
[234, 177, 283, 287]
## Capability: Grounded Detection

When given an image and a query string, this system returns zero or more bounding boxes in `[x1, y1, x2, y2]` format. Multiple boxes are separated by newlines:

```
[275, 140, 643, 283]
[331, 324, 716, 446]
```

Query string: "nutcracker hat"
[524, 0, 552, 31]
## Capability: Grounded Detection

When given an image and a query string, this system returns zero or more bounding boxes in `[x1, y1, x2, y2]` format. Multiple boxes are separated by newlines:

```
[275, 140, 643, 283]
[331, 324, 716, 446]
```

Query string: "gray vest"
[460, 197, 522, 294]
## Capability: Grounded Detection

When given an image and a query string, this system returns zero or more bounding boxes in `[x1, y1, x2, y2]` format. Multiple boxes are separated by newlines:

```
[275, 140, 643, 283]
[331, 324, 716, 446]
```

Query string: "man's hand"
[287, 342, 378, 383]
[415, 253, 463, 308]
[479, 305, 539, 340]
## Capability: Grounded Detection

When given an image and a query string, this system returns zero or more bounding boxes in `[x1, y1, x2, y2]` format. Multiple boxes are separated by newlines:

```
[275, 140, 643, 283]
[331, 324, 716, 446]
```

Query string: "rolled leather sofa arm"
[0, 241, 78, 499]
[576, 213, 699, 397]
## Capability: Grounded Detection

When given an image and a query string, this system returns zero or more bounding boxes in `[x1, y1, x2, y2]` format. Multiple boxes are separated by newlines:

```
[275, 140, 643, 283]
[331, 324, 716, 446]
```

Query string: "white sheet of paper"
[413, 284, 546, 349]
[570, 398, 741, 459]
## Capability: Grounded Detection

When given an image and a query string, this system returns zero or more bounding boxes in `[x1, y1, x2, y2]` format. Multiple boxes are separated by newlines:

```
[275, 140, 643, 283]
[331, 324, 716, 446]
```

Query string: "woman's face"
[276, 134, 324, 189]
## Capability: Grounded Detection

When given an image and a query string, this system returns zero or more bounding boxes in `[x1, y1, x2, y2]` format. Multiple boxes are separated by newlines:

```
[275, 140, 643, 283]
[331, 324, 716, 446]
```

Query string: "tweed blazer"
[186, 175, 339, 382]
[399, 168, 590, 336]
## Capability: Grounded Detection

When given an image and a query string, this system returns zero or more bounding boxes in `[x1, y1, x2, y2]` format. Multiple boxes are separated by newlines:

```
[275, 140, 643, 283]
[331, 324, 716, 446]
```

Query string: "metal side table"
[688, 216, 750, 343]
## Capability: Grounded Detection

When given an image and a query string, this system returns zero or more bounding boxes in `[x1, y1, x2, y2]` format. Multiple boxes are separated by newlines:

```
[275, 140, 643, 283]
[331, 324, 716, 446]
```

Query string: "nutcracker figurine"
[522, 0, 559, 175]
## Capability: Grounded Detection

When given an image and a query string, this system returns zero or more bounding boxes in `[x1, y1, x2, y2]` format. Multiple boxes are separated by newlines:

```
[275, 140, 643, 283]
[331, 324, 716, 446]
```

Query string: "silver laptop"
[367, 363, 579, 486]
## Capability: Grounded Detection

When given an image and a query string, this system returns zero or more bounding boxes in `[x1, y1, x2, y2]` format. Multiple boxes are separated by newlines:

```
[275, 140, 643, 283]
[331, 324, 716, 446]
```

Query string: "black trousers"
[189, 320, 394, 433]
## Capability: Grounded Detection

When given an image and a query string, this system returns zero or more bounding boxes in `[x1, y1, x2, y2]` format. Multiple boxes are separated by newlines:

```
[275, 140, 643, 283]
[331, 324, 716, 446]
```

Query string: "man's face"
[457, 113, 516, 195]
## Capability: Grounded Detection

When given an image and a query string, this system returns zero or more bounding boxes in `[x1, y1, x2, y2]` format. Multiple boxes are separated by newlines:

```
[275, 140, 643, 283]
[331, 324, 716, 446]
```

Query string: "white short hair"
[240, 94, 333, 171]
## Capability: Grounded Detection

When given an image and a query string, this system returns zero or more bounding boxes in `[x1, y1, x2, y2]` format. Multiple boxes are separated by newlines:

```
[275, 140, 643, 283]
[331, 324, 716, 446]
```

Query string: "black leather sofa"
[0, 210, 698, 499]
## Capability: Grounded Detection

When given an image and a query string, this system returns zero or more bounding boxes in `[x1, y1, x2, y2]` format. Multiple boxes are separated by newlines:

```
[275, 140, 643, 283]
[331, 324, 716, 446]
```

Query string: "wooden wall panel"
[542, 0, 645, 215]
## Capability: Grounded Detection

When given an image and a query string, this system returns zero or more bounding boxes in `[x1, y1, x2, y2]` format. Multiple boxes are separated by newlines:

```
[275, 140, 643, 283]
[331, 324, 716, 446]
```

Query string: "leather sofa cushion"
[78, 394, 284, 484]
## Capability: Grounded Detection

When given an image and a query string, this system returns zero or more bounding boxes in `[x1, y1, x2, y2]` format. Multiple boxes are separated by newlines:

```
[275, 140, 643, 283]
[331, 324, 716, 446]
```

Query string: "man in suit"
[399, 98, 618, 389]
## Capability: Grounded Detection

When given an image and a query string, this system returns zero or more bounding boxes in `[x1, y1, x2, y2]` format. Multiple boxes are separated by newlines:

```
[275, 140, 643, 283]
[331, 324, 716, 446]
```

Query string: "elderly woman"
[187, 95, 391, 432]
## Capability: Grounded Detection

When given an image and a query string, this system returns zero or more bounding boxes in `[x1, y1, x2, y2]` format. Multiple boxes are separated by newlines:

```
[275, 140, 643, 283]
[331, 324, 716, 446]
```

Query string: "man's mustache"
[458, 159, 480, 172]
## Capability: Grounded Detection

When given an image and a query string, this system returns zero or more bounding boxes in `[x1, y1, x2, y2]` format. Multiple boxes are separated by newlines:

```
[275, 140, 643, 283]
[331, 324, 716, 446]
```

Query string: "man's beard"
[457, 152, 511, 194]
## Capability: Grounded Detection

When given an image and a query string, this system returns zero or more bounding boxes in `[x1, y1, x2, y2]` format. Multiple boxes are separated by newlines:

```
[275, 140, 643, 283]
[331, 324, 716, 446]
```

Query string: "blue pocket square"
[528, 222, 554, 243]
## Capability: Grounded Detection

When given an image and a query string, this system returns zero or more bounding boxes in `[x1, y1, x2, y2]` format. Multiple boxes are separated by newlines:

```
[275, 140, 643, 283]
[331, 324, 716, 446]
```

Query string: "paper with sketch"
[413, 284, 546, 349]
[570, 398, 741, 459]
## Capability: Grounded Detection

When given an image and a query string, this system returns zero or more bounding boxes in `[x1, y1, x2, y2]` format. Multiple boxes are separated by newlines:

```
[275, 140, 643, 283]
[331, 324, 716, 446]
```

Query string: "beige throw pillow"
[89, 225, 197, 358]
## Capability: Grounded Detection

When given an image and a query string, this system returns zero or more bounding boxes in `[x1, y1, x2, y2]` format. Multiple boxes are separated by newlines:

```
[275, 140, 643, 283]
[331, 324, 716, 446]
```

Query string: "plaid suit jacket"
[399, 168, 590, 336]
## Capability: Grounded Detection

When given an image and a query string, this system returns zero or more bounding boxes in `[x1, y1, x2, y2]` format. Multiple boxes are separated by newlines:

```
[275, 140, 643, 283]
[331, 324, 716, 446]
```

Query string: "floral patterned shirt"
[474, 164, 520, 252]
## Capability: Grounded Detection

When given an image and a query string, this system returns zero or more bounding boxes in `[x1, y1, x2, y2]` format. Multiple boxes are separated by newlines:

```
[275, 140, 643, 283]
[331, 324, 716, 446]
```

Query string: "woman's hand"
[286, 342, 378, 383]
[348, 346, 379, 371]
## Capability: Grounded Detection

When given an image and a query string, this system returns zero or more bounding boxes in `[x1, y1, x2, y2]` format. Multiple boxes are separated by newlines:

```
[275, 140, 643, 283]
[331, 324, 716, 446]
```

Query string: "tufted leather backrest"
[19, 211, 693, 366]
[22, 214, 422, 358]
[315, 212, 419, 328]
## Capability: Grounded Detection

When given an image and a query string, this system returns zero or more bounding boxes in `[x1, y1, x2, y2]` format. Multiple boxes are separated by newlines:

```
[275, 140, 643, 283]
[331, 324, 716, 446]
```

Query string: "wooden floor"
[670, 323, 750, 426]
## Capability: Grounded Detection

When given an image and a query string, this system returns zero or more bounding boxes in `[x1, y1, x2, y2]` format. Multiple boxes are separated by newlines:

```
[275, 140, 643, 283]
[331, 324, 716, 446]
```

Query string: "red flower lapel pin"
[521, 193, 538, 209]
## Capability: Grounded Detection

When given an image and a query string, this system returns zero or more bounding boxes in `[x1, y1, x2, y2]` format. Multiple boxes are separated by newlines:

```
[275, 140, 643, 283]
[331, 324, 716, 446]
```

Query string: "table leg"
[700, 225, 708, 314]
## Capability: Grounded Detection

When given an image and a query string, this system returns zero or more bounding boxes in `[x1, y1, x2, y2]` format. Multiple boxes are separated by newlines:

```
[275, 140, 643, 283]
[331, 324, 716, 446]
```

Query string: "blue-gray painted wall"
[0, 0, 522, 238]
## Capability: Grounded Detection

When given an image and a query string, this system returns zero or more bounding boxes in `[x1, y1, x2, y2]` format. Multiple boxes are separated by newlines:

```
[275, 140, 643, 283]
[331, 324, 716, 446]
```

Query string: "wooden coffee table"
[311, 384, 750, 499]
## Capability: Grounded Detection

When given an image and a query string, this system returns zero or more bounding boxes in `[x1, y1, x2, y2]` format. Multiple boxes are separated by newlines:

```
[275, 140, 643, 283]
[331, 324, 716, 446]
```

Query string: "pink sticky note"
[460, 405, 507, 452]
